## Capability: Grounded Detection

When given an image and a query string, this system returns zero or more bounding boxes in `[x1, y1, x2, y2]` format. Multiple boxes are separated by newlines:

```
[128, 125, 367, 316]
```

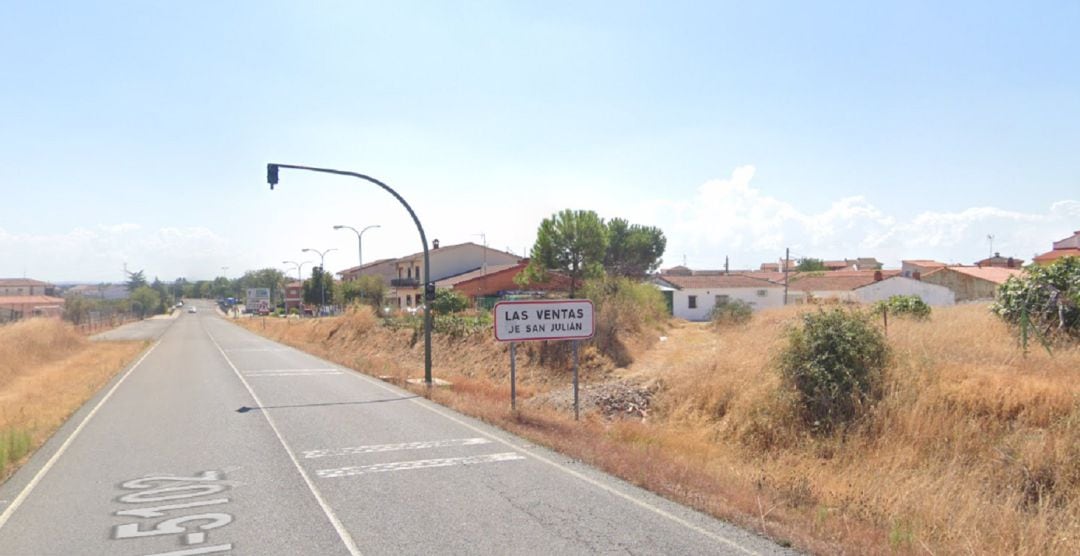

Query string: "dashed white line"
[303, 438, 491, 459]
[205, 328, 362, 556]
[242, 368, 343, 377]
[317, 453, 526, 478]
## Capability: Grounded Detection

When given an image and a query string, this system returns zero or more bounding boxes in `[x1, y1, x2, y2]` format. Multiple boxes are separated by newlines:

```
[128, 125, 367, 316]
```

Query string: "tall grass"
[0, 318, 144, 482]
[243, 304, 1080, 554]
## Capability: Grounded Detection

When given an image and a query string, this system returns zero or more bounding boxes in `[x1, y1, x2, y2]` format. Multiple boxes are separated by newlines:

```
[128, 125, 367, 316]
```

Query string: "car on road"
[188, 306, 197, 313]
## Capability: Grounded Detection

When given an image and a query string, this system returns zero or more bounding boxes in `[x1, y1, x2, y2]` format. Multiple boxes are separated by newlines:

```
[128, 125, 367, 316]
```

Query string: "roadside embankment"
[0, 319, 145, 481]
[240, 304, 1080, 555]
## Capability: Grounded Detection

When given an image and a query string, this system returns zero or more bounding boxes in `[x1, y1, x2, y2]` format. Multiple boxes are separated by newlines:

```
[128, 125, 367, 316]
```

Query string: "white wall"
[672, 286, 784, 321]
[855, 277, 956, 306]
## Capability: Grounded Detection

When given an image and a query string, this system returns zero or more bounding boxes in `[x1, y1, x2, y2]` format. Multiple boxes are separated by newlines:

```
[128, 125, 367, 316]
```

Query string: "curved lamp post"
[302, 247, 336, 314]
[333, 224, 380, 270]
[268, 163, 434, 386]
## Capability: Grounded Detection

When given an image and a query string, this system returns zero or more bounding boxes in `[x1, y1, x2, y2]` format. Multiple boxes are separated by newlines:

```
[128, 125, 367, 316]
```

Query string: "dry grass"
[241, 304, 1080, 555]
[0, 319, 145, 481]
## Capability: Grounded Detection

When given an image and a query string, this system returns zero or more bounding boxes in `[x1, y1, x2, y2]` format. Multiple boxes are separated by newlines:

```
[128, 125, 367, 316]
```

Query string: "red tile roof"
[659, 274, 782, 290]
[924, 266, 1023, 284]
[0, 295, 65, 305]
[1033, 248, 1080, 264]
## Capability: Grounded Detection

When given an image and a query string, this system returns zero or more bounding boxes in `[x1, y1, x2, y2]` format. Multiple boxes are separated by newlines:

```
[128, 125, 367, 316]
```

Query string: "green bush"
[992, 257, 1080, 344]
[778, 308, 889, 433]
[874, 295, 931, 320]
[430, 289, 469, 314]
[710, 298, 753, 326]
[582, 276, 668, 366]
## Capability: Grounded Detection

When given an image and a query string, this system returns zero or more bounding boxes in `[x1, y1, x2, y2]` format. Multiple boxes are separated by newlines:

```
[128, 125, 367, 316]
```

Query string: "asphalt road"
[0, 300, 793, 555]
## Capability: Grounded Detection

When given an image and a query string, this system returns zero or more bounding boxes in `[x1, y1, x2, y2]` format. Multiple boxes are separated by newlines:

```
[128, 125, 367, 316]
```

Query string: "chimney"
[433, 239, 440, 249]
[873, 270, 883, 282]
[912, 271, 921, 281]
[1007, 257, 1015, 268]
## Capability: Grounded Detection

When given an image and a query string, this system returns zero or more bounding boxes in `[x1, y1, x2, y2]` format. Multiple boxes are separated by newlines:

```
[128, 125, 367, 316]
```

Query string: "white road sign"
[494, 299, 595, 342]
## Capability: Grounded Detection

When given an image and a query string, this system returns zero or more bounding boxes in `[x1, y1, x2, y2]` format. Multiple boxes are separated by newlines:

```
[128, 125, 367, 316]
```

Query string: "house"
[0, 278, 56, 297]
[920, 266, 1022, 302]
[435, 261, 572, 308]
[336, 258, 398, 284]
[823, 260, 852, 271]
[1033, 230, 1080, 265]
[854, 276, 955, 306]
[654, 274, 784, 321]
[901, 260, 947, 278]
[65, 283, 130, 300]
[0, 295, 65, 321]
[376, 241, 521, 308]
[283, 281, 303, 313]
[785, 270, 901, 303]
[974, 252, 1023, 268]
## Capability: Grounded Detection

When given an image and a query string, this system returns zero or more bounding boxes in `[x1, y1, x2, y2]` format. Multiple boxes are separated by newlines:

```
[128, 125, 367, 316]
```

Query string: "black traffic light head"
[424, 282, 436, 301]
[267, 164, 279, 189]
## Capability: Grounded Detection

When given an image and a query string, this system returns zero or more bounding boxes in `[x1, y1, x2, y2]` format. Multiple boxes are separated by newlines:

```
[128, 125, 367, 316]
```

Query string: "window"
[757, 289, 767, 297]
[688, 295, 697, 309]
[715, 294, 730, 305]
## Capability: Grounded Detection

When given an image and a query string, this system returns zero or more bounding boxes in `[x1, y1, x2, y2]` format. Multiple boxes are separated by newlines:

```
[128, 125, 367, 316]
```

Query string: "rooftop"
[658, 274, 782, 290]
[924, 266, 1023, 284]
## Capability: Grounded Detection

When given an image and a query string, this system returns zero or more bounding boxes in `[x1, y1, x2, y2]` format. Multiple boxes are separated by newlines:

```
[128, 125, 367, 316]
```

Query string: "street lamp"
[268, 163, 435, 386]
[302, 248, 336, 315]
[333, 224, 380, 270]
[283, 260, 312, 314]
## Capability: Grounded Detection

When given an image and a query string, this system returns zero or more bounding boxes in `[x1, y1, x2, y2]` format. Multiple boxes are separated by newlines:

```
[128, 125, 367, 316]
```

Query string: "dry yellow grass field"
[0, 319, 145, 480]
[243, 304, 1080, 555]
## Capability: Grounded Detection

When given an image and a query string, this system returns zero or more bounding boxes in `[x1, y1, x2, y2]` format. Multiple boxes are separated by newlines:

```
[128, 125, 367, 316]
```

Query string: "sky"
[2, 1, 1078, 283]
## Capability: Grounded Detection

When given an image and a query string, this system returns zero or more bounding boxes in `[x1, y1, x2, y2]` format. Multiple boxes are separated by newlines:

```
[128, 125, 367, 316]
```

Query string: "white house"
[854, 276, 955, 306]
[655, 274, 784, 321]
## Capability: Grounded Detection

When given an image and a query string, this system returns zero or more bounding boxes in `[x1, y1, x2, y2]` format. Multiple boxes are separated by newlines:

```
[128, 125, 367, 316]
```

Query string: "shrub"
[430, 289, 469, 315]
[874, 295, 931, 320]
[992, 257, 1080, 343]
[777, 308, 889, 433]
[582, 276, 668, 366]
[710, 298, 752, 326]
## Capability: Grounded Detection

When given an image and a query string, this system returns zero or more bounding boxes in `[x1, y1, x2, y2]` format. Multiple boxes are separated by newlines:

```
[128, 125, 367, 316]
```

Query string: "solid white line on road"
[345, 370, 761, 555]
[303, 438, 491, 459]
[242, 369, 343, 377]
[0, 341, 162, 531]
[224, 348, 290, 352]
[317, 453, 525, 478]
[204, 328, 362, 556]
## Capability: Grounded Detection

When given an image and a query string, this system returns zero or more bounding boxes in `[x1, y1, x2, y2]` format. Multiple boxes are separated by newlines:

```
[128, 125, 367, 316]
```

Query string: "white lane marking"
[115, 497, 229, 518]
[0, 341, 162, 531]
[223, 347, 290, 352]
[145, 544, 233, 556]
[303, 438, 492, 459]
[215, 319, 760, 555]
[204, 328, 362, 556]
[317, 453, 525, 478]
[346, 369, 760, 555]
[242, 368, 343, 377]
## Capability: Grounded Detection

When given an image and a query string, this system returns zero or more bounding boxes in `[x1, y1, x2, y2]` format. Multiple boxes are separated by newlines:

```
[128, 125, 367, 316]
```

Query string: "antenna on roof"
[987, 234, 994, 259]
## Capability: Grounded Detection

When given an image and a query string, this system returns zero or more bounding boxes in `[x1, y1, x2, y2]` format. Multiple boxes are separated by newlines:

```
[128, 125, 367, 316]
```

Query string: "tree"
[209, 277, 233, 299]
[796, 258, 827, 271]
[125, 270, 148, 291]
[521, 209, 608, 297]
[992, 256, 1080, 344]
[238, 268, 286, 305]
[303, 266, 335, 306]
[129, 286, 162, 318]
[63, 293, 94, 325]
[603, 218, 666, 278]
[336, 275, 385, 308]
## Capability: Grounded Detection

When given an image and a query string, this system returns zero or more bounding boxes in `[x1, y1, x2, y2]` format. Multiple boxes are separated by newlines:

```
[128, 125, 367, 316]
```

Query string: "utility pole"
[724, 256, 729, 275]
[783, 248, 790, 305]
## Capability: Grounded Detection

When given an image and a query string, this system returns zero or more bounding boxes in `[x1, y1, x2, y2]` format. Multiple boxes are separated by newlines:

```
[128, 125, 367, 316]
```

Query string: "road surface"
[0, 300, 792, 555]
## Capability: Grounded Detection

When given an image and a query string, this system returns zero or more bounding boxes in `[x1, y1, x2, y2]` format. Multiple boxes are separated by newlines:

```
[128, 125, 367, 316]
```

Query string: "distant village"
[3, 229, 1079, 323]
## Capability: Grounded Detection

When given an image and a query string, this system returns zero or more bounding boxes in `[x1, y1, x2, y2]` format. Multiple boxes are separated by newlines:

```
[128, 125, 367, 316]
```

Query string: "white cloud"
[0, 225, 231, 282]
[648, 166, 1078, 269]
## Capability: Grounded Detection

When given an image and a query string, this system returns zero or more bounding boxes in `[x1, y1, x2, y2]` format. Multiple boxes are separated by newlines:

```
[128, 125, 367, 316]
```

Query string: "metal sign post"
[494, 299, 595, 418]
[510, 342, 517, 410]
[573, 340, 579, 421]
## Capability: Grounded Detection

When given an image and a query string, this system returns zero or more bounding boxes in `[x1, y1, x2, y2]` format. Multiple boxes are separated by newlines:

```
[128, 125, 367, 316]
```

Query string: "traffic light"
[424, 282, 436, 301]
[267, 164, 279, 189]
